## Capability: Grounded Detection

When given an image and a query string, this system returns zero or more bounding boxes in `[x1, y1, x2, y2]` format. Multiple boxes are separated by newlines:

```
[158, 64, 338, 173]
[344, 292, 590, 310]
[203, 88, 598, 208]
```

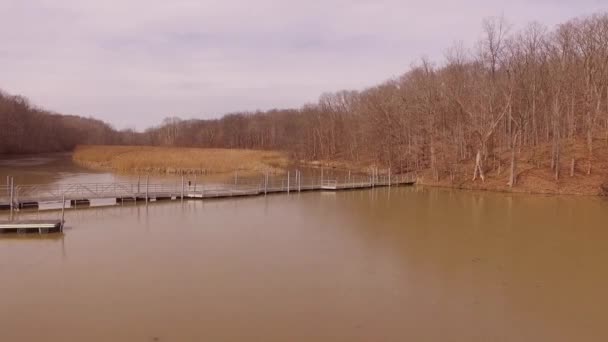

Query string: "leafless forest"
[2, 13, 608, 189]
[0, 92, 118, 153]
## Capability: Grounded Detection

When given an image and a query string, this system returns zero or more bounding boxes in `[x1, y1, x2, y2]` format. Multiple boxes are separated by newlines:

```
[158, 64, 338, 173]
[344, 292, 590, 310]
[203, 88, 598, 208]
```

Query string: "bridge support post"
[374, 168, 377, 187]
[9, 177, 14, 220]
[321, 168, 324, 186]
[145, 175, 149, 204]
[61, 194, 66, 231]
[375, 168, 378, 186]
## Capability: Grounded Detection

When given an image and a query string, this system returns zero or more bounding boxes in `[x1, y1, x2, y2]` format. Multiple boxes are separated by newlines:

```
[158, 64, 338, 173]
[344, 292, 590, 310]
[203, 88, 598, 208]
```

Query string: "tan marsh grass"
[73, 145, 288, 175]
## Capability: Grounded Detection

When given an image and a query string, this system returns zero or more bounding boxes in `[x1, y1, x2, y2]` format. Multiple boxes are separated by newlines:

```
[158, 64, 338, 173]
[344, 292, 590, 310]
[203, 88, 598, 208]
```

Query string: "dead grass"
[417, 139, 608, 196]
[73, 145, 289, 175]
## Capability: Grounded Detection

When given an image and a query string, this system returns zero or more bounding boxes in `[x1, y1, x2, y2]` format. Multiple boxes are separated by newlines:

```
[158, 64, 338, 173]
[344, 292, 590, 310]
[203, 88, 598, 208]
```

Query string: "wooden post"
[298, 170, 301, 192]
[6, 176, 9, 197]
[137, 175, 141, 194]
[287, 171, 290, 194]
[145, 175, 149, 204]
[194, 174, 197, 192]
[264, 171, 268, 195]
[388, 168, 391, 187]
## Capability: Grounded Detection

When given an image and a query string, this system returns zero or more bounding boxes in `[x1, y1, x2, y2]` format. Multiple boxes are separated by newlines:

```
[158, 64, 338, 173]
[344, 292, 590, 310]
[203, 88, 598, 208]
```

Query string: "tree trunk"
[554, 140, 560, 181]
[430, 139, 438, 182]
[508, 147, 517, 187]
[587, 129, 592, 175]
[570, 158, 575, 177]
[508, 131, 519, 188]
[473, 150, 485, 182]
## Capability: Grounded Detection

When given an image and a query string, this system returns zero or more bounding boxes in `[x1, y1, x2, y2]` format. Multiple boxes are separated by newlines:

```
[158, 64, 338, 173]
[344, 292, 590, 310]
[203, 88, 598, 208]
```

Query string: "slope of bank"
[73, 145, 288, 175]
[417, 141, 608, 196]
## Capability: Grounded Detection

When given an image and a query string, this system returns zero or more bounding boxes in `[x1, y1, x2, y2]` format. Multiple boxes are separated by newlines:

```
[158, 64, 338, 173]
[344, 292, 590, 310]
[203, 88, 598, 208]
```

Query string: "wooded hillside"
[0, 91, 118, 154]
[142, 13, 608, 188]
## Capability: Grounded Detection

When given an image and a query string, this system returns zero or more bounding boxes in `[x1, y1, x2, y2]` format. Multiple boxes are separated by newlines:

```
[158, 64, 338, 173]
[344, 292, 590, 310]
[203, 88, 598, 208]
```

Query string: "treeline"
[3, 12, 608, 186]
[143, 13, 608, 185]
[0, 91, 119, 154]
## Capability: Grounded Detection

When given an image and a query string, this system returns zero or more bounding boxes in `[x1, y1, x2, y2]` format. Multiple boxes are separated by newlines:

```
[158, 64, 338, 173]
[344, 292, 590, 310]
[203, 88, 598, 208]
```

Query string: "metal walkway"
[1, 172, 416, 212]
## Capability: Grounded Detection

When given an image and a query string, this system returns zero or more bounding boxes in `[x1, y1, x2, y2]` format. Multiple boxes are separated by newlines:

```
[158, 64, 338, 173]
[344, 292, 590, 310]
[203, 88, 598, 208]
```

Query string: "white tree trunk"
[472, 150, 485, 182]
[508, 148, 517, 187]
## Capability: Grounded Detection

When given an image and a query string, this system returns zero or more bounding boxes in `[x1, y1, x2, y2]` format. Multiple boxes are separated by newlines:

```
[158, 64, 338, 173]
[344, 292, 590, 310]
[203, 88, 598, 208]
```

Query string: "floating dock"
[1, 172, 416, 212]
[0, 220, 64, 234]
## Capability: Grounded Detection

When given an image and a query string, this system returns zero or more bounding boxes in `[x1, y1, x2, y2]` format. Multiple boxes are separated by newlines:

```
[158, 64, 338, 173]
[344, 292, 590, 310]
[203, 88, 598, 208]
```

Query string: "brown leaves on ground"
[418, 140, 608, 196]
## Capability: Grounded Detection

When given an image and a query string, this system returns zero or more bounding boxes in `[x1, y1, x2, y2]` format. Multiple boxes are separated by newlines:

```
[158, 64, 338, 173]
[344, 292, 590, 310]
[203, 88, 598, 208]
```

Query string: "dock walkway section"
[0, 220, 64, 234]
[1, 172, 416, 212]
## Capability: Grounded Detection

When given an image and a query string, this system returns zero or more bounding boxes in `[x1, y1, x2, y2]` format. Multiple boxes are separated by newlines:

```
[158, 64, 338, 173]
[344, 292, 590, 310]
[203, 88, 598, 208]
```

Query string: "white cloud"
[1, 0, 605, 129]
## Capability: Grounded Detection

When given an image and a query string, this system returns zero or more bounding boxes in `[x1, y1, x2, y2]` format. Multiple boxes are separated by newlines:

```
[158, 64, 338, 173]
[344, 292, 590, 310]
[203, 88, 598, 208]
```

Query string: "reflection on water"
[1, 187, 608, 341]
[0, 153, 354, 188]
[0, 232, 64, 242]
[0, 153, 238, 186]
[0, 153, 114, 185]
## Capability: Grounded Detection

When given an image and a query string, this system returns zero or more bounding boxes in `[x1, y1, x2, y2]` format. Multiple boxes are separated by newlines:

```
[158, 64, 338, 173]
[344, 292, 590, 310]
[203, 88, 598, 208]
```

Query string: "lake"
[1, 154, 608, 341]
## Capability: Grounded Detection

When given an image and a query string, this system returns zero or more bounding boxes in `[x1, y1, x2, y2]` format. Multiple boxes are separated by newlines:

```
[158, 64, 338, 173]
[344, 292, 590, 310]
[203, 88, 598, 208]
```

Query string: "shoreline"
[417, 182, 605, 198]
[416, 170, 608, 197]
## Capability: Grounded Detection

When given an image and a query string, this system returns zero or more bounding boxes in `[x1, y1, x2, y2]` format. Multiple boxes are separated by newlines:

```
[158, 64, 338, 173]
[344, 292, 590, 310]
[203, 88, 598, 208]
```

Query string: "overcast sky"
[1, 0, 606, 130]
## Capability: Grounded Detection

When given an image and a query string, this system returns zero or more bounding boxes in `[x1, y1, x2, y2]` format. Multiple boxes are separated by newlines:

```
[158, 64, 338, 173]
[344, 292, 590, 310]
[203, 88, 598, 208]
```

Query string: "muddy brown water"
[1, 155, 608, 341]
[0, 153, 350, 189]
[0, 153, 260, 186]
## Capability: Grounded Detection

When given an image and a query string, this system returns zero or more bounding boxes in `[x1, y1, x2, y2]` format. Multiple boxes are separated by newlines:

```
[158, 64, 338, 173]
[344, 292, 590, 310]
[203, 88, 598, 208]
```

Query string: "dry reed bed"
[73, 145, 288, 175]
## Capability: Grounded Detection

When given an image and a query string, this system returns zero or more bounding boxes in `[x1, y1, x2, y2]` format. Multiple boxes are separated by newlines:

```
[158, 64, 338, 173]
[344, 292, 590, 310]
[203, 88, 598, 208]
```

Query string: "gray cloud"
[1, 0, 605, 129]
